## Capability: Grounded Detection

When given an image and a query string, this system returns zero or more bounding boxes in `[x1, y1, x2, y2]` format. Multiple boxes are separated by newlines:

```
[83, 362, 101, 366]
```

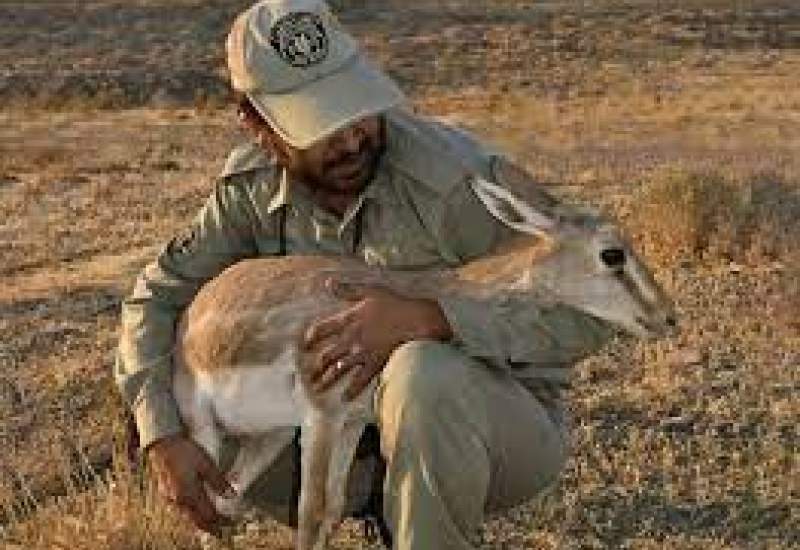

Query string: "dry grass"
[626, 169, 800, 267]
[1, 0, 798, 548]
[2, 435, 201, 550]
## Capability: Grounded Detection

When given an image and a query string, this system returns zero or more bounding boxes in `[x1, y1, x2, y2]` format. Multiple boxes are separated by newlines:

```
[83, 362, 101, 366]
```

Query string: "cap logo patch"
[270, 12, 329, 68]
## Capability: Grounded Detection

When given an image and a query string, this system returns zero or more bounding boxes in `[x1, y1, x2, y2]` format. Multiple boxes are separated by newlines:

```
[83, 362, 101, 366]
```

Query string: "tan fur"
[178, 256, 355, 373]
[175, 238, 554, 376]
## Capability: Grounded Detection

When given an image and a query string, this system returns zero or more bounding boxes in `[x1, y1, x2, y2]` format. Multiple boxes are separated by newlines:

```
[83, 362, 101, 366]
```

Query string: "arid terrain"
[1, 0, 798, 548]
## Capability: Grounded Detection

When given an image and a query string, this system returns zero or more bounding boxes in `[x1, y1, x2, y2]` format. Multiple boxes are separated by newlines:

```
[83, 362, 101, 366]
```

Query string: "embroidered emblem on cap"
[270, 12, 329, 68]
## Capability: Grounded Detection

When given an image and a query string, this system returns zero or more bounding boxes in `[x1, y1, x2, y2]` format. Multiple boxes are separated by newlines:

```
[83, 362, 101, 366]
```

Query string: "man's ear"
[255, 128, 275, 151]
[237, 107, 261, 134]
[258, 127, 296, 167]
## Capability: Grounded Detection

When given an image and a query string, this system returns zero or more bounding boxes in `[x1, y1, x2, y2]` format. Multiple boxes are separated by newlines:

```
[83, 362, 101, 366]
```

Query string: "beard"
[293, 117, 387, 199]
[318, 137, 384, 195]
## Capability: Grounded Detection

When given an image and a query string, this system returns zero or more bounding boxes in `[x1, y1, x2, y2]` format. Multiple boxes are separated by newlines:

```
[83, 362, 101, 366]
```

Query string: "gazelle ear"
[470, 176, 556, 238]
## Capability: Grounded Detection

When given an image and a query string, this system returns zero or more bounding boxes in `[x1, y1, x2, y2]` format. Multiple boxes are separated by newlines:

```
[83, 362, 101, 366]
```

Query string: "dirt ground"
[1, 0, 798, 548]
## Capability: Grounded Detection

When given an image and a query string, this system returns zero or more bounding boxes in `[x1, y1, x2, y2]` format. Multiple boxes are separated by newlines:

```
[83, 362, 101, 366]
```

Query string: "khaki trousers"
[241, 340, 568, 550]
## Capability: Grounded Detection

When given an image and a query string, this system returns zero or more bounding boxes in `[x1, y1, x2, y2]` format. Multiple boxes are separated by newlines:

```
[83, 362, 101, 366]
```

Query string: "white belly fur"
[195, 345, 305, 435]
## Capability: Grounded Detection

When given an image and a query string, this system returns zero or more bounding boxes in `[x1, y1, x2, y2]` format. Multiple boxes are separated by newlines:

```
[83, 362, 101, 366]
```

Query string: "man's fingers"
[314, 354, 361, 393]
[148, 435, 230, 534]
[183, 503, 217, 534]
[172, 491, 211, 533]
[193, 492, 222, 532]
[310, 340, 351, 382]
[182, 482, 223, 534]
[199, 454, 235, 498]
[345, 364, 378, 401]
[303, 309, 354, 350]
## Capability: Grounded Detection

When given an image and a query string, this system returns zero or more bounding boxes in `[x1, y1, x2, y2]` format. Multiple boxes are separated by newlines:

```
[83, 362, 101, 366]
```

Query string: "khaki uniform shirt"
[115, 109, 613, 449]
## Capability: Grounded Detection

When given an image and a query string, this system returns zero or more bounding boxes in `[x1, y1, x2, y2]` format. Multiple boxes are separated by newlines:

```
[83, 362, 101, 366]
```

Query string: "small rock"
[664, 348, 705, 367]
[150, 87, 186, 108]
[575, 169, 596, 185]
[151, 159, 180, 172]
[659, 415, 694, 433]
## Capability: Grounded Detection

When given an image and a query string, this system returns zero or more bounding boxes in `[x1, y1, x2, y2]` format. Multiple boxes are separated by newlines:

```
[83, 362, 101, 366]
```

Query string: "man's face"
[292, 115, 385, 197]
[245, 108, 385, 201]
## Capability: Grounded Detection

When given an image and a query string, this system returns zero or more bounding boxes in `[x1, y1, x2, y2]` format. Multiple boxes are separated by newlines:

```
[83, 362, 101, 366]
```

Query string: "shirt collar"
[266, 162, 386, 224]
[266, 166, 292, 214]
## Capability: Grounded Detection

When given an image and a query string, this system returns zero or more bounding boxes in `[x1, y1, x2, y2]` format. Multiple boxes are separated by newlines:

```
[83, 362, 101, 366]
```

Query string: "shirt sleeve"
[435, 155, 615, 380]
[114, 178, 261, 449]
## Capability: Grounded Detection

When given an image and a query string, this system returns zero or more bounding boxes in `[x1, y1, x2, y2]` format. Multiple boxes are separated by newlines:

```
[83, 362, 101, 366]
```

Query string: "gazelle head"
[472, 176, 677, 338]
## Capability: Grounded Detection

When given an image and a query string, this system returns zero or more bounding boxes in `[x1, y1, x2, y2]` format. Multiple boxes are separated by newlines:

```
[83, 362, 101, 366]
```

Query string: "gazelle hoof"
[212, 492, 248, 519]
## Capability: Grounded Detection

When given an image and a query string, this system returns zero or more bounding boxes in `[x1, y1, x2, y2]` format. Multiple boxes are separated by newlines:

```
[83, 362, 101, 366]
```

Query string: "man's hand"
[147, 434, 234, 534]
[302, 279, 452, 400]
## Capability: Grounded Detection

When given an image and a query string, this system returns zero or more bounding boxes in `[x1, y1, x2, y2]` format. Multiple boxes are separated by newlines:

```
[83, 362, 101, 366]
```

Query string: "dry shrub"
[3, 476, 194, 550]
[2, 431, 200, 550]
[774, 252, 800, 335]
[626, 168, 800, 267]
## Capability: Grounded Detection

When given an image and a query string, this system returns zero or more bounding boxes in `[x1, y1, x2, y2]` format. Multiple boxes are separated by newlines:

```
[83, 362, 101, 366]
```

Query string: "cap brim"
[247, 55, 404, 149]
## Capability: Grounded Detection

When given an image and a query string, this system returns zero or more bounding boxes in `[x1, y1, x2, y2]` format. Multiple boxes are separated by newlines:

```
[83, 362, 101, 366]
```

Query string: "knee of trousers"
[375, 340, 483, 455]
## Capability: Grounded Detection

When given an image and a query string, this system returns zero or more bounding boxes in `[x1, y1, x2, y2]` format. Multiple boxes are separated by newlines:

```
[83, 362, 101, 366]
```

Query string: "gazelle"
[173, 177, 676, 549]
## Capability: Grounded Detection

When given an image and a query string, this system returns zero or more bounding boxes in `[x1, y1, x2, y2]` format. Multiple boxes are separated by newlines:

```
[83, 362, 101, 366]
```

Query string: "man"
[114, 1, 613, 548]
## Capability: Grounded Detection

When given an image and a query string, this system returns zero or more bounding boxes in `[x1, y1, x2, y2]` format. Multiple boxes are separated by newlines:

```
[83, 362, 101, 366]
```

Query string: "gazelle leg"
[318, 419, 367, 543]
[190, 423, 238, 519]
[189, 420, 243, 544]
[215, 428, 296, 517]
[191, 421, 224, 471]
[297, 411, 341, 550]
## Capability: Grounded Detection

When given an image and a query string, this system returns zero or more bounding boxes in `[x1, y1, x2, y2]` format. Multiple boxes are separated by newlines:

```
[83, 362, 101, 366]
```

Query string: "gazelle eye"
[600, 248, 626, 268]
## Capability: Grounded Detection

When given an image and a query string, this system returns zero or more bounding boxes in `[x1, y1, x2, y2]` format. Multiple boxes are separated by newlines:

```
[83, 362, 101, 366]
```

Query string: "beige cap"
[226, 0, 405, 149]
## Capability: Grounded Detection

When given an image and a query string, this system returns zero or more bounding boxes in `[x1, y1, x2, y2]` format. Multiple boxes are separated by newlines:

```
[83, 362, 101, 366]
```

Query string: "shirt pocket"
[361, 199, 445, 269]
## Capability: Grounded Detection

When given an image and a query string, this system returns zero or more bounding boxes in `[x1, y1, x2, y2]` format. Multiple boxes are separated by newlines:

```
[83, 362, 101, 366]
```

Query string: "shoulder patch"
[167, 224, 200, 257]
[216, 165, 282, 220]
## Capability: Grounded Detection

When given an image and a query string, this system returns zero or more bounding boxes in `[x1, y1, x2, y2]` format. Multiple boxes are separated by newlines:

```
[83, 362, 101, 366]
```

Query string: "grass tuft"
[1, 420, 201, 550]
[627, 168, 800, 267]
